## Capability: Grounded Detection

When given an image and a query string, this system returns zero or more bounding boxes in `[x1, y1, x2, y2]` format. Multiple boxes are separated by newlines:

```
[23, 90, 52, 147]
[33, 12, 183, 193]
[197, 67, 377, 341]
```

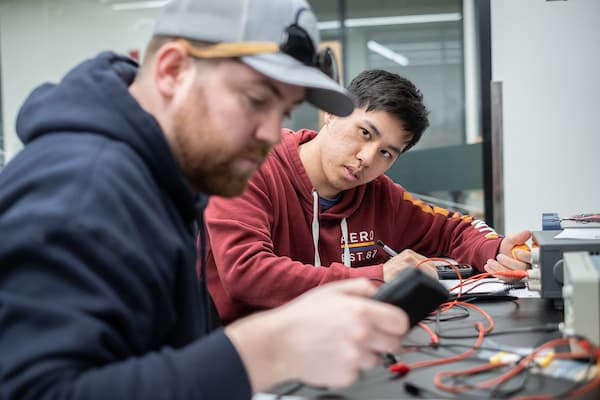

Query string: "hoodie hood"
[16, 51, 198, 222]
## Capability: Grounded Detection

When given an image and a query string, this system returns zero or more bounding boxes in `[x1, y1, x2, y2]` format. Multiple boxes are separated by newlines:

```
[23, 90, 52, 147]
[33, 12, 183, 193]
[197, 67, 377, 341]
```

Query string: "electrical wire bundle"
[386, 259, 600, 399]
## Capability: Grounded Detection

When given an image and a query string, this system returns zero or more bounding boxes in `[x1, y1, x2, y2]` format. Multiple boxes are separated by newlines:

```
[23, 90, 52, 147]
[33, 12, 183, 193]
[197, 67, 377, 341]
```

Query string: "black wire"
[449, 293, 518, 302]
[487, 364, 532, 398]
[423, 306, 471, 323]
[431, 303, 472, 336]
[456, 293, 521, 306]
[436, 323, 559, 339]
[401, 342, 517, 354]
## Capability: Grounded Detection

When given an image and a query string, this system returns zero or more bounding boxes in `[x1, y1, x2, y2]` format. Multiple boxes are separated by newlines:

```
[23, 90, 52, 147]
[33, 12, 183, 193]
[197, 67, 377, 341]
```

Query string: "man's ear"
[323, 112, 335, 126]
[153, 43, 190, 98]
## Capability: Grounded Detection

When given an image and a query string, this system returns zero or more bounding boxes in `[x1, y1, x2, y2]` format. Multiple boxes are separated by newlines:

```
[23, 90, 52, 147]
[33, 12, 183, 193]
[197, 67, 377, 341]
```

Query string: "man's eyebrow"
[365, 120, 403, 155]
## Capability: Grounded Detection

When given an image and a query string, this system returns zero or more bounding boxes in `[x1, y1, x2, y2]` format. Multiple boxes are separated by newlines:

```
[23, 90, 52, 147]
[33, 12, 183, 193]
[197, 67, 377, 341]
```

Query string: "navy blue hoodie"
[0, 52, 251, 399]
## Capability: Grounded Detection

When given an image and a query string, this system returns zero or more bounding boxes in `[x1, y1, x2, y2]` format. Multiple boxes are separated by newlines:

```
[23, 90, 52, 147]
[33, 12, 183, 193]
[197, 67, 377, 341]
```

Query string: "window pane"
[305, 0, 465, 150]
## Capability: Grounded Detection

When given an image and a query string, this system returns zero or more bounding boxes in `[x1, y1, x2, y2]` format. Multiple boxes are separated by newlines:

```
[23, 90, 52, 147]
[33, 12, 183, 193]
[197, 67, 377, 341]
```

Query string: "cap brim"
[241, 53, 355, 117]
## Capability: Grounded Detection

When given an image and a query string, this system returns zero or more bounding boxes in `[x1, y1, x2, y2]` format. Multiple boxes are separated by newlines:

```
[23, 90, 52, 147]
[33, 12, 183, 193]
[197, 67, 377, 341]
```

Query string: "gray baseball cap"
[153, 0, 354, 116]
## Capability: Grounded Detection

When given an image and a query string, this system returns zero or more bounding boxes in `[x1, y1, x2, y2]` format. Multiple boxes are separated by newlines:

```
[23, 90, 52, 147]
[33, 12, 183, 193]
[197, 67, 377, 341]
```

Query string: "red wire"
[417, 257, 466, 296]
[393, 258, 599, 398]
[435, 336, 600, 397]
[389, 299, 495, 373]
[434, 361, 511, 393]
[407, 321, 486, 370]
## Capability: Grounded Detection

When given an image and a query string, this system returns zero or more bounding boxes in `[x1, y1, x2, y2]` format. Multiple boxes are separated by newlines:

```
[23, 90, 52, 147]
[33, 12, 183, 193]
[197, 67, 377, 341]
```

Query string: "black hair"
[347, 69, 429, 152]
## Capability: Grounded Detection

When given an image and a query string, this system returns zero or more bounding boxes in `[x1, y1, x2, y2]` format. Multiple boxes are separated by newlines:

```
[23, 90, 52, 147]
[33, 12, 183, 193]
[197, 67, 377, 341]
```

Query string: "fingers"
[511, 230, 532, 244]
[512, 248, 532, 263]
[499, 253, 526, 270]
[279, 287, 410, 389]
[339, 295, 410, 338]
[484, 258, 513, 280]
[484, 258, 505, 273]
[353, 349, 380, 375]
[383, 249, 433, 281]
[503, 230, 531, 247]
[499, 230, 532, 258]
[417, 261, 438, 279]
[511, 244, 529, 259]
[340, 302, 408, 372]
[497, 230, 532, 272]
[484, 254, 528, 281]
[400, 249, 428, 263]
[319, 277, 378, 298]
[359, 299, 410, 337]
[363, 326, 405, 355]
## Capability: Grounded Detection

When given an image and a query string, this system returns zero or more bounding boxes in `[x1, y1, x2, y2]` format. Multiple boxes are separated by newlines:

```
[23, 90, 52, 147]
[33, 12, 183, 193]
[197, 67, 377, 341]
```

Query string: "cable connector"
[382, 352, 397, 367]
[489, 351, 520, 365]
[527, 268, 541, 280]
[389, 362, 411, 376]
[535, 351, 555, 368]
[527, 279, 542, 291]
[494, 270, 528, 279]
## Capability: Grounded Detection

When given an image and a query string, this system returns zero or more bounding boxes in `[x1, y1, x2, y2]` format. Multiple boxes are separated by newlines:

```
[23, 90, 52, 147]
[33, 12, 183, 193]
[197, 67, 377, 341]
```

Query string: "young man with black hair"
[205, 69, 531, 324]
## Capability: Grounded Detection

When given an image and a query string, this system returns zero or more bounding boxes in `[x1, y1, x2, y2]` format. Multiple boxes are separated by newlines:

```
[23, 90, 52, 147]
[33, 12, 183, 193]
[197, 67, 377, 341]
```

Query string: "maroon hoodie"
[204, 129, 502, 324]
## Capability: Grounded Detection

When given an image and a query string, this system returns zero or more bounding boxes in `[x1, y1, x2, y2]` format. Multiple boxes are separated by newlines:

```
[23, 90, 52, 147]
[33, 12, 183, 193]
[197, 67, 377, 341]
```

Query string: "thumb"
[510, 230, 532, 245]
[500, 230, 532, 256]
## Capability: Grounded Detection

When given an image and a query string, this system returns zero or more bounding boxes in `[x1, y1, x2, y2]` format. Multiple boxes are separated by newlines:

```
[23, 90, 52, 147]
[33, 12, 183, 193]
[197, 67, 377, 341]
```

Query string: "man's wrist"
[224, 308, 291, 392]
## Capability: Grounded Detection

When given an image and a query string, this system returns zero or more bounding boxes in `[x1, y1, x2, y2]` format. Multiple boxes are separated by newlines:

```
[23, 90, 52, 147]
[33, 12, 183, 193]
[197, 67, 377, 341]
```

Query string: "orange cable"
[406, 321, 486, 370]
[417, 321, 439, 347]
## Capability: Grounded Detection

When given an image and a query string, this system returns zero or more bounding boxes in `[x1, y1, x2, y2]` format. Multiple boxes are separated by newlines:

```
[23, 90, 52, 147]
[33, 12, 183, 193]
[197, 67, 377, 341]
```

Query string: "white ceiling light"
[111, 0, 168, 11]
[367, 40, 409, 66]
[317, 13, 461, 30]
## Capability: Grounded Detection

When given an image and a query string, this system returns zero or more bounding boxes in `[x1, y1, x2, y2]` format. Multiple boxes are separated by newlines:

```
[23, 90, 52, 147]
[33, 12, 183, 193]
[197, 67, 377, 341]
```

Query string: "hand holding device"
[372, 268, 450, 326]
[377, 240, 473, 280]
[511, 243, 530, 260]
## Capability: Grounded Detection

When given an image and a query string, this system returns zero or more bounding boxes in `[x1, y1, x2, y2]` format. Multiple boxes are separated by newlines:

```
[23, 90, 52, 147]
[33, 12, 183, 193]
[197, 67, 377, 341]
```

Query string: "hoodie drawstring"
[340, 217, 351, 266]
[311, 189, 321, 266]
[311, 189, 351, 267]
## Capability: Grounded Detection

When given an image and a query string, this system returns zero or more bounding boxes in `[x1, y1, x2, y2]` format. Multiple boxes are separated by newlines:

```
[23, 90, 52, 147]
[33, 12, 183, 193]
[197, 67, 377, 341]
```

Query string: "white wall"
[0, 0, 159, 161]
[491, 0, 600, 234]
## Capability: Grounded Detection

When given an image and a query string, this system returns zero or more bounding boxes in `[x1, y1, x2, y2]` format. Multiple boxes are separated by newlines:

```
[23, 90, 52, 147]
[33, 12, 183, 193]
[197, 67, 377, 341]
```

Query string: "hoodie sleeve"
[0, 135, 251, 399]
[205, 171, 382, 316]
[0, 214, 251, 400]
[388, 186, 503, 270]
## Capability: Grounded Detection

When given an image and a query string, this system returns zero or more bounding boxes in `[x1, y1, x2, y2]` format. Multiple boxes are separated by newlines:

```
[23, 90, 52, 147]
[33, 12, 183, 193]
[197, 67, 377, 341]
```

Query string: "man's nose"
[255, 112, 284, 146]
[356, 145, 377, 167]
